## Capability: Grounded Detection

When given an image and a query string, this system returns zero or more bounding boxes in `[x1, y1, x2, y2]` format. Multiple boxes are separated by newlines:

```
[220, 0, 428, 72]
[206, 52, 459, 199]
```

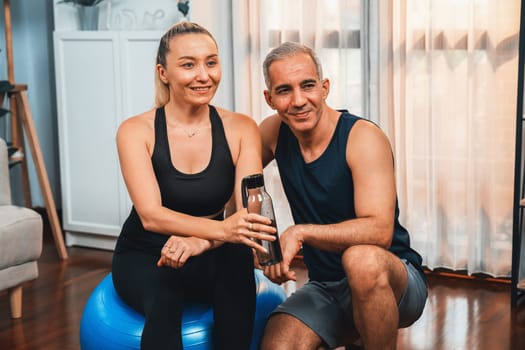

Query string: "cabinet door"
[54, 32, 125, 241]
[118, 31, 163, 220]
[120, 32, 162, 117]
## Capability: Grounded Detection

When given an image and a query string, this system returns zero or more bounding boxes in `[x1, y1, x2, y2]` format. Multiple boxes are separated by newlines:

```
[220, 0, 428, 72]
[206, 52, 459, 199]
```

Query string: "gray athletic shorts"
[271, 259, 428, 348]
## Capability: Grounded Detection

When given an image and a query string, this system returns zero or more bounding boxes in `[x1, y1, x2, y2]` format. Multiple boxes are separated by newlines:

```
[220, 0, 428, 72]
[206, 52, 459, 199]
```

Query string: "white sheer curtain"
[231, 0, 363, 122]
[373, 0, 519, 276]
[230, 0, 520, 277]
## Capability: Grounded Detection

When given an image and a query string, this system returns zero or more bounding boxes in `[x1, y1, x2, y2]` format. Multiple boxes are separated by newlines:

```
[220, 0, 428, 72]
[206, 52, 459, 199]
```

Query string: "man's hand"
[262, 225, 303, 284]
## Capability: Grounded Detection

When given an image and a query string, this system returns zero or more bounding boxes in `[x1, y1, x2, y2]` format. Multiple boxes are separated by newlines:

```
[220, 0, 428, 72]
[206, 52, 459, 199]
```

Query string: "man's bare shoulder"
[350, 119, 390, 144]
[215, 106, 258, 128]
[347, 118, 394, 165]
[259, 114, 281, 131]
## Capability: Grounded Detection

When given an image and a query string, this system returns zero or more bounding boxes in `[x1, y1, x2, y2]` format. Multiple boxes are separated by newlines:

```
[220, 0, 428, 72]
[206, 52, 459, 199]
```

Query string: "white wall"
[191, 0, 234, 110]
[0, 0, 59, 208]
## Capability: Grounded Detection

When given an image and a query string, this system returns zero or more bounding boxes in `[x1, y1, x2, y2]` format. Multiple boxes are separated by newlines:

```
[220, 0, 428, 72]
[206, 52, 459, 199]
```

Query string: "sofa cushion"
[0, 205, 43, 269]
[0, 261, 39, 291]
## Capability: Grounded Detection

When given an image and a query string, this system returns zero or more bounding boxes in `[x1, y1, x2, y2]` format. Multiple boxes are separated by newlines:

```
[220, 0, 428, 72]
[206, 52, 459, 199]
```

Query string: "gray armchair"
[0, 137, 42, 318]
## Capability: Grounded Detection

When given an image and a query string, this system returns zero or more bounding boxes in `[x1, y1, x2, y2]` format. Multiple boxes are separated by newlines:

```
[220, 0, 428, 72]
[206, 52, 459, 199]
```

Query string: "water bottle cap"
[243, 174, 265, 188]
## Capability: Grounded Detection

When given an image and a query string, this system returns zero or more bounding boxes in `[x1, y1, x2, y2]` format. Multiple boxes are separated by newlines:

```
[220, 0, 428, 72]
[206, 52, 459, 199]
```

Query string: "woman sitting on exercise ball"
[111, 21, 276, 350]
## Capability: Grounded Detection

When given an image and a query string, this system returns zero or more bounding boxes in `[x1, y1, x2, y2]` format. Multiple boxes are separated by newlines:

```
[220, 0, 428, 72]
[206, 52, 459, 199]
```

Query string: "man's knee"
[342, 245, 394, 297]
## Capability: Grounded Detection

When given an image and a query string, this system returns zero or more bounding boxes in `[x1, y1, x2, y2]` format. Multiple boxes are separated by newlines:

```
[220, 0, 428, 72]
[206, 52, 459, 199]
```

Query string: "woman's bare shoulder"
[118, 108, 156, 135]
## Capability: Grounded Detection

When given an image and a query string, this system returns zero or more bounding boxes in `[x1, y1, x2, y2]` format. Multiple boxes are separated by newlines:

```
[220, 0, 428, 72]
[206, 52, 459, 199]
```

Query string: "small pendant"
[175, 121, 202, 138]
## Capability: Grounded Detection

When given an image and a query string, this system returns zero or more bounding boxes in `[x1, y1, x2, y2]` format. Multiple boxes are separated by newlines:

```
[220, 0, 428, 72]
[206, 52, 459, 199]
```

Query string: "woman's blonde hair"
[154, 22, 217, 107]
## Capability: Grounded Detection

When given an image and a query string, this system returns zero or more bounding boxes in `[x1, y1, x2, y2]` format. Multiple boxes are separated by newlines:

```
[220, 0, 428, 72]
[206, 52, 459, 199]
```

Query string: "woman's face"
[158, 33, 221, 107]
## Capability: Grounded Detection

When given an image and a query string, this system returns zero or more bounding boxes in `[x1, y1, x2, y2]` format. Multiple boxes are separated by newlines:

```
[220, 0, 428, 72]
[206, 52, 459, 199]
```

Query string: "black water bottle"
[242, 174, 283, 266]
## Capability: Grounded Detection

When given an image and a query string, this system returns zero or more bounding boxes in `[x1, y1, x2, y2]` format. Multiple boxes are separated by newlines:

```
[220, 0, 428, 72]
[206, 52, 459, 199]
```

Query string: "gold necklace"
[175, 120, 206, 138]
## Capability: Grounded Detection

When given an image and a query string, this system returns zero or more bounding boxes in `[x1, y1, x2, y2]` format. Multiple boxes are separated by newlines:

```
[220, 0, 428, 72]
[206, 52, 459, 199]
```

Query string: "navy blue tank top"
[115, 105, 235, 255]
[275, 110, 424, 282]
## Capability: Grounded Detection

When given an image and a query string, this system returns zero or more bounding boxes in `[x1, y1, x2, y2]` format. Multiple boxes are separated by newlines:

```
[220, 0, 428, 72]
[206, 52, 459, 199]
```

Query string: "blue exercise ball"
[80, 269, 286, 349]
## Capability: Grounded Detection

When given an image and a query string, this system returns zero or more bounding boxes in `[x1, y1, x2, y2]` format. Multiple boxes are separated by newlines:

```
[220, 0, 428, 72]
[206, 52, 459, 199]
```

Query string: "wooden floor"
[1, 228, 525, 349]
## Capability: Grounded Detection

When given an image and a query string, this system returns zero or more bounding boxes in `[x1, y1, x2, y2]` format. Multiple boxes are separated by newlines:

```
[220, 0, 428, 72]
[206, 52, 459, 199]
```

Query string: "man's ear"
[157, 64, 168, 84]
[264, 90, 275, 109]
[321, 78, 330, 100]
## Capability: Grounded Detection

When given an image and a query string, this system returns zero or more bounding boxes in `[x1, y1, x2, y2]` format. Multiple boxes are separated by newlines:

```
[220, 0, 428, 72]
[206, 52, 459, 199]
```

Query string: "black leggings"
[112, 243, 256, 350]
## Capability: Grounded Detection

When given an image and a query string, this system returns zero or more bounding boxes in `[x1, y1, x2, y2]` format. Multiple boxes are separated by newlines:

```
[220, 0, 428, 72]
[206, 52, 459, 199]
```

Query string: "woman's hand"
[157, 235, 212, 269]
[221, 208, 278, 254]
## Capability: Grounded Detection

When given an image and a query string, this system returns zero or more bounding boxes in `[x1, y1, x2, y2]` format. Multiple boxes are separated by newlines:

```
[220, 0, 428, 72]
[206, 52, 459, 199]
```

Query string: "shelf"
[8, 148, 23, 168]
[53, 0, 187, 32]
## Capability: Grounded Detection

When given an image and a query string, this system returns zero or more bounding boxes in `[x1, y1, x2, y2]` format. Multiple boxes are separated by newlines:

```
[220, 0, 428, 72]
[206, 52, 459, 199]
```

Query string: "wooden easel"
[2, 0, 68, 259]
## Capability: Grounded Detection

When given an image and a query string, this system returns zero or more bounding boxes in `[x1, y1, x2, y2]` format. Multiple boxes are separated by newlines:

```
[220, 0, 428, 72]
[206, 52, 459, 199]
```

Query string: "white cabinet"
[53, 31, 162, 249]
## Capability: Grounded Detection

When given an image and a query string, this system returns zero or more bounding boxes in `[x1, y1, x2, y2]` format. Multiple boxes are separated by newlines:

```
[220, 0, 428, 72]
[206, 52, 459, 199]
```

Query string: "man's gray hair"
[262, 42, 323, 89]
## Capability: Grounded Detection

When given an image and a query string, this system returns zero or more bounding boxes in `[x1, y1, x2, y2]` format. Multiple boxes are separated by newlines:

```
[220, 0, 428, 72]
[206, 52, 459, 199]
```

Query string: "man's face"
[264, 53, 329, 133]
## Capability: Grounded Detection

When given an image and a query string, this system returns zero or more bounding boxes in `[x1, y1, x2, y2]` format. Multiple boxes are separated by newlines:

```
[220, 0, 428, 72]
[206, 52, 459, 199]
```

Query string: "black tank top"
[115, 105, 235, 255]
[275, 110, 424, 282]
